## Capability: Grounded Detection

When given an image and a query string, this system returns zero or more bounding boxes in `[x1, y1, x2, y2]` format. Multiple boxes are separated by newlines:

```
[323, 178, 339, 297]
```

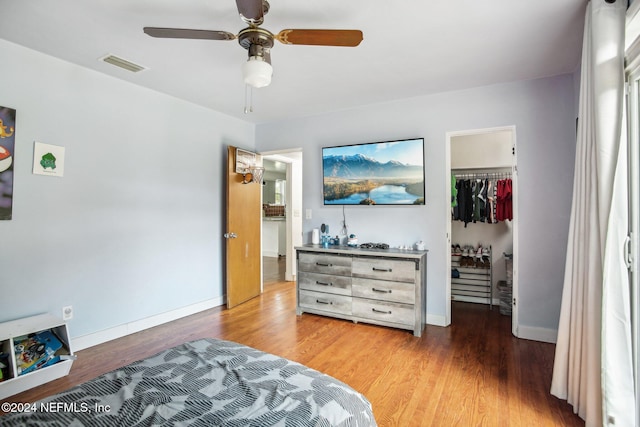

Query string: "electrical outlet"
[62, 305, 73, 320]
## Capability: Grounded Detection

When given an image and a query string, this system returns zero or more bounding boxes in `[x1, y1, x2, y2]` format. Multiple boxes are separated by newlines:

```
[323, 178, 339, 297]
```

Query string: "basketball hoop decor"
[235, 148, 264, 185]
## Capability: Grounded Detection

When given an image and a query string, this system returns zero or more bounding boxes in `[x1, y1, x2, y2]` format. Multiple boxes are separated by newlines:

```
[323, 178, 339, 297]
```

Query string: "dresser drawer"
[352, 277, 415, 304]
[299, 290, 352, 316]
[352, 257, 416, 283]
[298, 252, 352, 276]
[299, 272, 351, 296]
[352, 299, 414, 327]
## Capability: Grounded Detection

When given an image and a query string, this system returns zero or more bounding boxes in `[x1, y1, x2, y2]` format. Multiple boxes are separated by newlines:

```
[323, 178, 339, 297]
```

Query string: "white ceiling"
[0, 0, 586, 124]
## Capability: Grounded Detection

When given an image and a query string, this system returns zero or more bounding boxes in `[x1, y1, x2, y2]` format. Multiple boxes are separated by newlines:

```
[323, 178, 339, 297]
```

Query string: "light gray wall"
[0, 37, 577, 340]
[0, 40, 255, 338]
[255, 75, 576, 334]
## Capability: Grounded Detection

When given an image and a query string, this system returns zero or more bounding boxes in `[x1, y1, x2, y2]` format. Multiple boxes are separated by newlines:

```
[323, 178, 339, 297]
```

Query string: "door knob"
[224, 232, 238, 239]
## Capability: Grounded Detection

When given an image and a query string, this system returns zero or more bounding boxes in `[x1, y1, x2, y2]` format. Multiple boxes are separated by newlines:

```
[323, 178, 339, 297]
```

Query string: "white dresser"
[296, 245, 428, 337]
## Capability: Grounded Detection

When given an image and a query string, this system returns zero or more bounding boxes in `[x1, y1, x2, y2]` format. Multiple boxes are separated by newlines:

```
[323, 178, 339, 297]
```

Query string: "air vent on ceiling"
[99, 54, 147, 73]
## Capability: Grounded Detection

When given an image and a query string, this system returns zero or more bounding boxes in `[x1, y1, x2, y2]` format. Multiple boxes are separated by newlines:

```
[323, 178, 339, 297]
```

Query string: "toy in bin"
[14, 330, 63, 376]
[0, 353, 9, 382]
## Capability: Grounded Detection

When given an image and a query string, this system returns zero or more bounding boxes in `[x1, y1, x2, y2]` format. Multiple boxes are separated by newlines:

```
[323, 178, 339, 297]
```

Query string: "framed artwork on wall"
[33, 142, 65, 177]
[0, 105, 16, 220]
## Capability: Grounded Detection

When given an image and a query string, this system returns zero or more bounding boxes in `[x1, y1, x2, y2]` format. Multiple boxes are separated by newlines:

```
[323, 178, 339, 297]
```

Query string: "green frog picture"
[40, 152, 57, 170]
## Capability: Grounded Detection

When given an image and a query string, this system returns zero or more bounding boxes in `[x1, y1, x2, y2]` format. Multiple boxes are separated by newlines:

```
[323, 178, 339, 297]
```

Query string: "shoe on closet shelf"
[482, 247, 490, 257]
[459, 250, 467, 266]
[454, 244, 462, 255]
[466, 246, 476, 267]
[476, 246, 483, 259]
[463, 246, 472, 266]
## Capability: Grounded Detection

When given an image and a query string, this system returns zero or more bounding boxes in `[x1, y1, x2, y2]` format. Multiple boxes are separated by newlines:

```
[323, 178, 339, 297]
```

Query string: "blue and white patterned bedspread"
[2, 338, 377, 426]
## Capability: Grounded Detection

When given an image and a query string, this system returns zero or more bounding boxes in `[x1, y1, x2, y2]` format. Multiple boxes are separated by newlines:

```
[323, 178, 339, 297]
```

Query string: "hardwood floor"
[1, 274, 583, 426]
[263, 255, 286, 283]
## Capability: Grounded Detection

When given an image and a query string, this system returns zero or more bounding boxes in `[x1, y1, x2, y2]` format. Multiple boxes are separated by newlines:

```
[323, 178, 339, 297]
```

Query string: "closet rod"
[453, 172, 512, 179]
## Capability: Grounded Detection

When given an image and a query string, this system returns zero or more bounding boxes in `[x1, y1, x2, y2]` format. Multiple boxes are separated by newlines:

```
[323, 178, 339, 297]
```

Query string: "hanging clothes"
[455, 179, 473, 227]
[451, 174, 458, 208]
[504, 178, 513, 220]
[479, 179, 487, 222]
[454, 179, 462, 220]
[496, 179, 505, 221]
[492, 178, 498, 223]
[496, 178, 513, 221]
[452, 173, 512, 224]
[472, 179, 480, 222]
[486, 179, 495, 223]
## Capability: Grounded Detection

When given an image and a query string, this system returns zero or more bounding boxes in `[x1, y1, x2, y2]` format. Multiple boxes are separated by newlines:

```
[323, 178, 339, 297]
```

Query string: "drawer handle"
[372, 288, 392, 293]
[372, 267, 392, 272]
[316, 262, 333, 267]
[372, 308, 392, 314]
[316, 281, 333, 286]
[316, 299, 333, 305]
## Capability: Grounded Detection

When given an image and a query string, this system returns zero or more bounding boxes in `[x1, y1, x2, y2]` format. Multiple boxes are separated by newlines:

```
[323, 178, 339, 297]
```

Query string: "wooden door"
[226, 146, 262, 308]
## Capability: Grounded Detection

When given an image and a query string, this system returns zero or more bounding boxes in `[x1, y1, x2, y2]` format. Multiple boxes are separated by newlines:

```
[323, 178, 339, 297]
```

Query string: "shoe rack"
[451, 245, 493, 308]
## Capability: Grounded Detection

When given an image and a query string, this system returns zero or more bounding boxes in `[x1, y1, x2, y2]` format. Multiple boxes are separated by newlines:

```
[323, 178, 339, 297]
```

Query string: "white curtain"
[551, 1, 635, 426]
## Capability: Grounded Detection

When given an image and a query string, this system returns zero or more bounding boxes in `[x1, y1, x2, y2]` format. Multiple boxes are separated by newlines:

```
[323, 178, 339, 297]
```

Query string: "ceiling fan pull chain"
[244, 84, 253, 114]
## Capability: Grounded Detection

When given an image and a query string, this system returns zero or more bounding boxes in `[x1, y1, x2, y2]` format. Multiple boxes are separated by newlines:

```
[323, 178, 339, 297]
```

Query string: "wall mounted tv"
[322, 138, 425, 205]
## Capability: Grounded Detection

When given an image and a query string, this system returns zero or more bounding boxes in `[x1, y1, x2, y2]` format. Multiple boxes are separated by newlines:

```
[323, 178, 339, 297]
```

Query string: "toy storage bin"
[0, 314, 75, 400]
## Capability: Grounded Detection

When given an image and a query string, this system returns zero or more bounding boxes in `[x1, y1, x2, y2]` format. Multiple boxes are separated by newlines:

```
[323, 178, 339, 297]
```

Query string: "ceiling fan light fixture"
[243, 56, 272, 88]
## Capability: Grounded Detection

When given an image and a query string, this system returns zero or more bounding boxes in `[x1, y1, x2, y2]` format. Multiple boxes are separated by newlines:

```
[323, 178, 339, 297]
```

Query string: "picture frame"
[33, 142, 65, 177]
[0, 105, 16, 220]
[235, 148, 256, 174]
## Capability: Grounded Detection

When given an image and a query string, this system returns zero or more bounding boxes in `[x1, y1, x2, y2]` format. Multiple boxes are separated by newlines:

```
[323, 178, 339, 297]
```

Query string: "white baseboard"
[71, 296, 225, 351]
[517, 325, 558, 343]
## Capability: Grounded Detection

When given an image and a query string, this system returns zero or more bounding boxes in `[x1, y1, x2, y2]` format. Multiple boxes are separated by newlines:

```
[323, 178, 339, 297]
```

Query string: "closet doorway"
[445, 126, 519, 336]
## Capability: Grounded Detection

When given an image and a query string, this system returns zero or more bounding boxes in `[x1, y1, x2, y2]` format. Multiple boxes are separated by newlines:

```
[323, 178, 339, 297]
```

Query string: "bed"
[2, 338, 377, 426]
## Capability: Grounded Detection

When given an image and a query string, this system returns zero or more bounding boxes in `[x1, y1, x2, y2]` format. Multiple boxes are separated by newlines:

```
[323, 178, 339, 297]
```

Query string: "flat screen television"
[322, 138, 425, 205]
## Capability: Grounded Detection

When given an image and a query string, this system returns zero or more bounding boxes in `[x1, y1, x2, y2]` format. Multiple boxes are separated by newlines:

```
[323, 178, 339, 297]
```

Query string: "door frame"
[445, 126, 519, 336]
[261, 149, 303, 282]
[625, 60, 640, 426]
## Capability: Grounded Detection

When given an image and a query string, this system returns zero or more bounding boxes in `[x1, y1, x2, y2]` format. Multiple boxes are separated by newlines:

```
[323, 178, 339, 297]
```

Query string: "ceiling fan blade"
[236, 0, 264, 25]
[276, 29, 363, 47]
[143, 27, 236, 41]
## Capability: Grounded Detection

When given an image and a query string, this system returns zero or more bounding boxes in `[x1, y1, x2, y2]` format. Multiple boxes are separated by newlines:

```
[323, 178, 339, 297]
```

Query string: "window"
[275, 179, 286, 206]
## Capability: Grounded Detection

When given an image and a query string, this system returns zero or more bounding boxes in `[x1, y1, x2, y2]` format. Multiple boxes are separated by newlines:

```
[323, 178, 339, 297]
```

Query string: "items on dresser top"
[358, 242, 389, 249]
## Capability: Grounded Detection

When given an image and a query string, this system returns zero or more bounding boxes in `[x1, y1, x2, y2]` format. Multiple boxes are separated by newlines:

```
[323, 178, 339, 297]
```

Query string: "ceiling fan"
[143, 0, 363, 89]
